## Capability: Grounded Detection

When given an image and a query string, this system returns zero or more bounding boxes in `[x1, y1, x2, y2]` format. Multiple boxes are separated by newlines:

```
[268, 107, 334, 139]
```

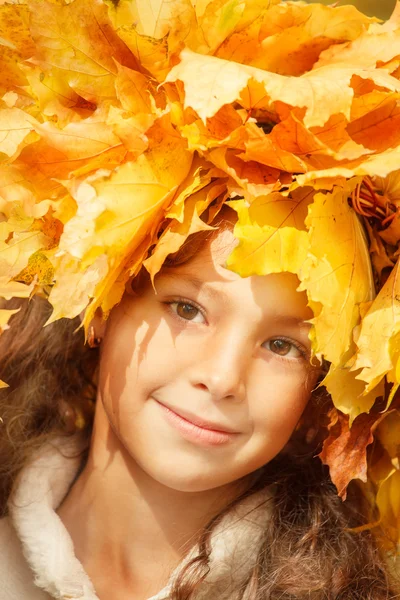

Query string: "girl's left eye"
[169, 301, 205, 323]
[263, 338, 304, 359]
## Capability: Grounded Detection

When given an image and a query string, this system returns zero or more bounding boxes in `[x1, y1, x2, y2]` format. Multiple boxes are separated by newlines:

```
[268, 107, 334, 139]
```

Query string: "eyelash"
[164, 299, 308, 361]
[164, 298, 207, 324]
[263, 337, 308, 362]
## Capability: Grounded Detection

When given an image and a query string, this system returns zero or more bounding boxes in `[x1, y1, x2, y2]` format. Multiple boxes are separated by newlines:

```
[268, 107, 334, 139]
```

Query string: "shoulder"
[0, 517, 50, 600]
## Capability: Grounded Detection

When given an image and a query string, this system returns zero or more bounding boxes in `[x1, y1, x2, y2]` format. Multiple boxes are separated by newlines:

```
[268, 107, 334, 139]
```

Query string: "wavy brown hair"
[0, 224, 399, 599]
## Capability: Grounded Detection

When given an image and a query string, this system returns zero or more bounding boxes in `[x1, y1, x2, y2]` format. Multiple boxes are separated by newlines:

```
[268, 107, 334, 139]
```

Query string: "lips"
[156, 401, 238, 434]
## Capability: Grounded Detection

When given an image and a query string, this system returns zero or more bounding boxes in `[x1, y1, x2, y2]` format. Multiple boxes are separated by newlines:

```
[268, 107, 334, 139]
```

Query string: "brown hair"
[0, 222, 398, 599]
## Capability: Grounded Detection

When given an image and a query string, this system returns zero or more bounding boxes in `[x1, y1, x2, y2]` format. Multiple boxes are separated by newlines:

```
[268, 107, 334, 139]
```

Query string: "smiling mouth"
[155, 400, 239, 446]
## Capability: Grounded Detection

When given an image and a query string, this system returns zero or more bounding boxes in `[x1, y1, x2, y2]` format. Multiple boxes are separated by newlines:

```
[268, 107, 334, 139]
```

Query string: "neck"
[57, 402, 242, 599]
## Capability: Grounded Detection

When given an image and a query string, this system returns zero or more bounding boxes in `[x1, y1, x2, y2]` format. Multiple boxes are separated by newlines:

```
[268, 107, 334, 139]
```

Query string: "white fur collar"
[8, 436, 273, 600]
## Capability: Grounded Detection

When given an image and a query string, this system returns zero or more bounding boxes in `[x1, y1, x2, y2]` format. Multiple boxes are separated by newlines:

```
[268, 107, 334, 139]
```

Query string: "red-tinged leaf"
[320, 409, 387, 499]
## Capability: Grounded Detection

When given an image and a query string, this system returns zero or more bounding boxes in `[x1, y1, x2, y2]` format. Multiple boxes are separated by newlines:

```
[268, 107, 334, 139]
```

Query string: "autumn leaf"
[375, 468, 400, 549]
[298, 187, 374, 367]
[45, 254, 109, 325]
[319, 408, 386, 500]
[218, 3, 376, 76]
[0, 279, 34, 300]
[115, 64, 157, 115]
[0, 3, 35, 97]
[315, 20, 400, 72]
[29, 117, 128, 182]
[79, 118, 192, 330]
[143, 185, 218, 282]
[347, 95, 400, 153]
[352, 260, 400, 394]
[27, 0, 137, 104]
[226, 188, 313, 278]
[0, 225, 45, 281]
[322, 362, 385, 424]
[206, 147, 284, 200]
[0, 108, 38, 158]
[364, 220, 394, 282]
[0, 307, 20, 331]
[166, 48, 400, 128]
[297, 145, 400, 188]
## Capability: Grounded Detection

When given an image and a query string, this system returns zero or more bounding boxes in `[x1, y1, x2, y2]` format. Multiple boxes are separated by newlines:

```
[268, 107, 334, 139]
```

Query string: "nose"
[188, 329, 248, 402]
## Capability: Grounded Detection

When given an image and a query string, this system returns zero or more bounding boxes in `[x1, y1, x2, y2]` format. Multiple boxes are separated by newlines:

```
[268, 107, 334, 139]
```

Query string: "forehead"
[158, 226, 312, 321]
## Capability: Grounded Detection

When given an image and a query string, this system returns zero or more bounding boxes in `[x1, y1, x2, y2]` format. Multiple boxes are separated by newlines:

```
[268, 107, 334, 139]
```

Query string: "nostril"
[195, 383, 209, 391]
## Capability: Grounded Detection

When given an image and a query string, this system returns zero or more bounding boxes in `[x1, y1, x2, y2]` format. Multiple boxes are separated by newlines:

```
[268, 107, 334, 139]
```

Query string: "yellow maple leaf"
[143, 186, 217, 282]
[314, 15, 400, 71]
[297, 146, 400, 187]
[0, 225, 44, 280]
[45, 254, 109, 325]
[323, 364, 385, 423]
[226, 188, 312, 278]
[347, 94, 400, 153]
[166, 48, 400, 128]
[27, 0, 137, 104]
[78, 119, 192, 331]
[376, 469, 400, 551]
[0, 279, 34, 300]
[206, 147, 283, 200]
[298, 187, 374, 367]
[23, 64, 84, 126]
[352, 260, 400, 393]
[221, 3, 376, 76]
[106, 106, 152, 157]
[33, 117, 125, 176]
[0, 108, 38, 158]
[0, 3, 35, 97]
[0, 307, 20, 331]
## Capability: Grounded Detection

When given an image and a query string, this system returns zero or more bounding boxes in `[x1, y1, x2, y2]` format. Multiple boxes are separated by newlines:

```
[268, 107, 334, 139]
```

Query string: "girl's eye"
[264, 338, 303, 359]
[170, 302, 205, 323]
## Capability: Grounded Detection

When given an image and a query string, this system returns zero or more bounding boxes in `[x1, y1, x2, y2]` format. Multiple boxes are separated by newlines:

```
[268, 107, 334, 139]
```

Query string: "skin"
[58, 225, 318, 600]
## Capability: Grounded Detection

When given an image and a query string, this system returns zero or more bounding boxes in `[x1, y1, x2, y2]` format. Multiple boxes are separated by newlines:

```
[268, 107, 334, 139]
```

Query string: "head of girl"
[93, 207, 317, 495]
[0, 206, 394, 599]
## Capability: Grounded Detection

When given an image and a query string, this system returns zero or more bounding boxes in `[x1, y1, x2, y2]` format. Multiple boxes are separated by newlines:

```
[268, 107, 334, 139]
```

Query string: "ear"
[79, 307, 107, 346]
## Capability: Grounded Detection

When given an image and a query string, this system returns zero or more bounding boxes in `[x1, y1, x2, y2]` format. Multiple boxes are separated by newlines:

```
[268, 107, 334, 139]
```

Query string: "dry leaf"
[352, 260, 400, 394]
[166, 48, 400, 128]
[226, 188, 312, 278]
[320, 408, 386, 500]
[299, 187, 374, 367]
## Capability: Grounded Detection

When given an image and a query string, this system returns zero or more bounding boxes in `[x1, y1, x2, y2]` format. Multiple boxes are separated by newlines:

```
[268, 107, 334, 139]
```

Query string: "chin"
[143, 460, 234, 493]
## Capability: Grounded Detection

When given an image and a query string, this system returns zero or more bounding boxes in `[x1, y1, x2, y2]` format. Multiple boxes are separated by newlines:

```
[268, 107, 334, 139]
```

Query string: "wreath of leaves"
[1, 0, 400, 554]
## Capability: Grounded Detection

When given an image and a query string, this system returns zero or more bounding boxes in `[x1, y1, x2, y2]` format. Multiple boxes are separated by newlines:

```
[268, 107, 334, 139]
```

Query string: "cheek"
[249, 366, 312, 445]
[97, 306, 181, 424]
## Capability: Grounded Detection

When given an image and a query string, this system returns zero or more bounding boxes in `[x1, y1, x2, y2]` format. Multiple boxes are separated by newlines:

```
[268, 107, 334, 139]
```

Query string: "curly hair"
[0, 225, 398, 599]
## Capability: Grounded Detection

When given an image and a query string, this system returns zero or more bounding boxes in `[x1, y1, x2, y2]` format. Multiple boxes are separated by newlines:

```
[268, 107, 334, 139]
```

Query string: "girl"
[0, 209, 397, 599]
[1, 0, 400, 597]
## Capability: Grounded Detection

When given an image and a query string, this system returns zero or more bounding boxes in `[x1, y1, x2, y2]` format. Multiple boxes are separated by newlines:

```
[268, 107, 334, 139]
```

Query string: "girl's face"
[97, 227, 317, 493]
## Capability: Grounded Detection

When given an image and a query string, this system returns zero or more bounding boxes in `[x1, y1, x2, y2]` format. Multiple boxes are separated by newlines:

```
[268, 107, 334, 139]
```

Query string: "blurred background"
[306, 0, 396, 19]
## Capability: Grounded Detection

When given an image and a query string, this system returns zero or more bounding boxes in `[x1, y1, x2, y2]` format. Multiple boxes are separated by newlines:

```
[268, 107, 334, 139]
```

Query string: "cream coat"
[0, 437, 273, 600]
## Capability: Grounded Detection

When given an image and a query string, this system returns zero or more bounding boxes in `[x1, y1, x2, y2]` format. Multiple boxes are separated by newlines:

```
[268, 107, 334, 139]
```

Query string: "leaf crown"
[1, 0, 400, 554]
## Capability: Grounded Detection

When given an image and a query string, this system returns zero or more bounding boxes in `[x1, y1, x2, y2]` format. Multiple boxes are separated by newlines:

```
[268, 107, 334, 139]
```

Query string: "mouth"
[155, 400, 239, 446]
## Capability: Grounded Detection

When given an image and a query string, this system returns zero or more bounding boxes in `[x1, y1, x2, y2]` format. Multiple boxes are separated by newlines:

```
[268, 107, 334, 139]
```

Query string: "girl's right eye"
[168, 301, 205, 323]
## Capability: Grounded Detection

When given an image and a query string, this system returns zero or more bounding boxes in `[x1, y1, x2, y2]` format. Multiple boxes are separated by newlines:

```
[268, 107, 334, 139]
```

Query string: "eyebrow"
[268, 315, 311, 329]
[156, 271, 311, 328]
[155, 271, 224, 302]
